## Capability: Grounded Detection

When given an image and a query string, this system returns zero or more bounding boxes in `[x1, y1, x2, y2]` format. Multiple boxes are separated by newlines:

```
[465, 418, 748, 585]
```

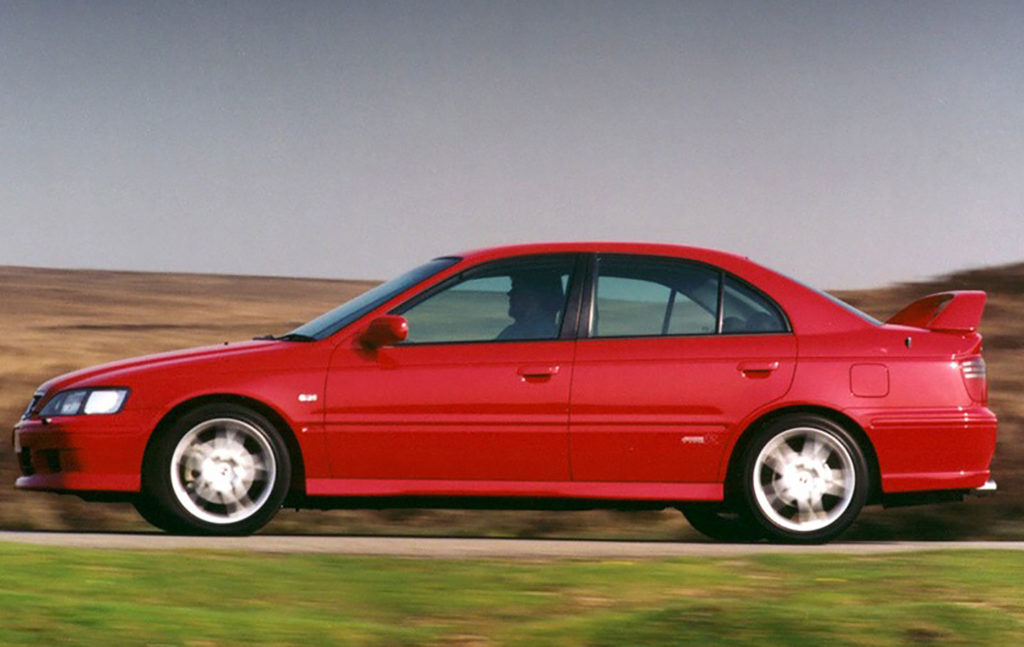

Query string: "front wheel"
[140, 404, 291, 535]
[741, 415, 868, 544]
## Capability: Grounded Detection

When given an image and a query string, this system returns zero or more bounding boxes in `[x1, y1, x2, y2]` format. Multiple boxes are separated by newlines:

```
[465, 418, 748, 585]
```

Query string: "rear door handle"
[738, 361, 779, 377]
[517, 365, 560, 380]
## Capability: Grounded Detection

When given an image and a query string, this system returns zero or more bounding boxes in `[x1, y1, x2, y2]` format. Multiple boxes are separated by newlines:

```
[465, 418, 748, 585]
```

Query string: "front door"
[324, 254, 580, 482]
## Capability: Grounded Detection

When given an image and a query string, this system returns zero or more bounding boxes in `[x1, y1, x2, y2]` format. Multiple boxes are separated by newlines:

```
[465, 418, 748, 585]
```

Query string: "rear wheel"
[140, 404, 291, 535]
[741, 415, 868, 544]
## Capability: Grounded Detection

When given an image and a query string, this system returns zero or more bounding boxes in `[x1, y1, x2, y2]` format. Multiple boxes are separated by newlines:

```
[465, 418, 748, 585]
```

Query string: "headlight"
[39, 388, 129, 416]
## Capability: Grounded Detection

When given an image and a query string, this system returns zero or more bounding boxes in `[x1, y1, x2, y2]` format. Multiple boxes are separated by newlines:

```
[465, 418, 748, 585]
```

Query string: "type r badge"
[298, 393, 318, 403]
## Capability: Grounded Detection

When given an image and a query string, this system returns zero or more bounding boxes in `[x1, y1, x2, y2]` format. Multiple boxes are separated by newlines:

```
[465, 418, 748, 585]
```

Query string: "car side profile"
[13, 243, 997, 543]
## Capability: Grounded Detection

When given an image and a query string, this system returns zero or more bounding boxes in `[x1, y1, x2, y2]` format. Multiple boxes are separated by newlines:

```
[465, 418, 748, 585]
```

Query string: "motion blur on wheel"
[13, 243, 997, 542]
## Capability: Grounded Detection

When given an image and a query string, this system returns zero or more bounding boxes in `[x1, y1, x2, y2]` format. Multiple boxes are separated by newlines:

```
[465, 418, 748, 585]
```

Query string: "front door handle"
[517, 365, 560, 380]
[738, 361, 779, 377]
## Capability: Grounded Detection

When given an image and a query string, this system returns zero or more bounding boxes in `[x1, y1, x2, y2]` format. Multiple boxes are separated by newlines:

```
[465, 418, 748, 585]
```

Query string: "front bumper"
[12, 413, 151, 493]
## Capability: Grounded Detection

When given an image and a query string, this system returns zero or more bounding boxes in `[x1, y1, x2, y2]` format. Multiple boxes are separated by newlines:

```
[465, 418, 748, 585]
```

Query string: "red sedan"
[13, 243, 997, 542]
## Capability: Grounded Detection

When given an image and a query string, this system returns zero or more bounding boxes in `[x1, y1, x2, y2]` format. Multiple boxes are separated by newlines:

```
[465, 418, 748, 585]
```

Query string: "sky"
[2, 1, 1022, 289]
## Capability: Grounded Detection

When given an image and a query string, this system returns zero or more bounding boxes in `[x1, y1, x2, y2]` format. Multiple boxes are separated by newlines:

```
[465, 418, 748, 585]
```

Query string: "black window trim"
[661, 289, 677, 336]
[387, 252, 587, 347]
[581, 252, 792, 340]
[716, 270, 726, 334]
[577, 253, 598, 338]
[558, 253, 591, 341]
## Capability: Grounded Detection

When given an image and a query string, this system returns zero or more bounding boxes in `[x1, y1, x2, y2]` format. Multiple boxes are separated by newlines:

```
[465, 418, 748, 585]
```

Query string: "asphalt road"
[2, 532, 1023, 558]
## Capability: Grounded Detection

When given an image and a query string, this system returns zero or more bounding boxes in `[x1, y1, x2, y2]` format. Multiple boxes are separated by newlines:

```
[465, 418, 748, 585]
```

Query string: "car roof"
[453, 241, 753, 266]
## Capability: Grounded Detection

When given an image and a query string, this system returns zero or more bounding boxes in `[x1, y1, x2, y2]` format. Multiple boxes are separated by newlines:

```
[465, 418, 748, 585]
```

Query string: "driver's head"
[507, 271, 564, 321]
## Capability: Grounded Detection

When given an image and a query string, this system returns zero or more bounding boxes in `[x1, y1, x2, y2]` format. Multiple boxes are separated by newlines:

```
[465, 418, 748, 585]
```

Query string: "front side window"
[593, 256, 719, 337]
[395, 255, 576, 344]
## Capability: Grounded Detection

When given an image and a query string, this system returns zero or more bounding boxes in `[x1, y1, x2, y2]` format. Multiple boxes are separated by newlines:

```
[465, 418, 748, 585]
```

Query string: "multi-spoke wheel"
[139, 404, 291, 535]
[741, 415, 868, 543]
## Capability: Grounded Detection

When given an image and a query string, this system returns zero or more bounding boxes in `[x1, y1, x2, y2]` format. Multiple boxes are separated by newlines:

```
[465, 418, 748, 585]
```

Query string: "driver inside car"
[497, 270, 565, 340]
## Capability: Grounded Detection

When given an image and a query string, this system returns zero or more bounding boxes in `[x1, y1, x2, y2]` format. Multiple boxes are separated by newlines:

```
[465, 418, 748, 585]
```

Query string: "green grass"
[1, 546, 1022, 646]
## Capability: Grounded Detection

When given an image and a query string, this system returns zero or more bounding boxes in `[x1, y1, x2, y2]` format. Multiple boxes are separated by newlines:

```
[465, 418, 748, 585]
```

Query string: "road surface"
[2, 532, 1022, 558]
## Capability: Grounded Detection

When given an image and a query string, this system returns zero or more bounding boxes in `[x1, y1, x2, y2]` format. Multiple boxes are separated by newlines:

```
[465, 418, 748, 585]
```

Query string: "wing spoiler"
[886, 291, 987, 333]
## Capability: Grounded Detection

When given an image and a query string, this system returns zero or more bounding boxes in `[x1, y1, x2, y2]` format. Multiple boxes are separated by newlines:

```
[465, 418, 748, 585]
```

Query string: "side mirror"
[360, 315, 408, 349]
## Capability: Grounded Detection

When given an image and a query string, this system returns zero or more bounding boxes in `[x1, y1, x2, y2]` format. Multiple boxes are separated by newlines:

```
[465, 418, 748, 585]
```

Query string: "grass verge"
[1, 545, 1022, 645]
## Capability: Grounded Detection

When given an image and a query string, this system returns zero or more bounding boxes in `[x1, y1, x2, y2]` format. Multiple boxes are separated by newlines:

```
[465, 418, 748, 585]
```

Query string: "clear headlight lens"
[40, 388, 129, 416]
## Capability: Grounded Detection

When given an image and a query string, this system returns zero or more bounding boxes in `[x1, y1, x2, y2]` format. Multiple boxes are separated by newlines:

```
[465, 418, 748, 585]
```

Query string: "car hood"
[37, 340, 283, 394]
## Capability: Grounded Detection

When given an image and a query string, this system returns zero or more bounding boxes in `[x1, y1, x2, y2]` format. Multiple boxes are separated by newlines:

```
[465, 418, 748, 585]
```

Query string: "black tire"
[740, 414, 868, 544]
[139, 403, 291, 536]
[132, 496, 189, 533]
[678, 502, 764, 542]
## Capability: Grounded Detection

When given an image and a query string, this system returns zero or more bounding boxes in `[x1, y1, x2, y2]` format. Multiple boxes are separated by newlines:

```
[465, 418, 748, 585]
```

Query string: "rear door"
[569, 254, 796, 483]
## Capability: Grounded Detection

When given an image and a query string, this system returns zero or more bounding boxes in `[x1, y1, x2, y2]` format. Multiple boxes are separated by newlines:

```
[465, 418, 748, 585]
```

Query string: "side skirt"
[305, 478, 722, 508]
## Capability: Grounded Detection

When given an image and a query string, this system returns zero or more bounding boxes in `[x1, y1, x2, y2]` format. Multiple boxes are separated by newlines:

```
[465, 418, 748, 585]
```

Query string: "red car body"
[13, 243, 997, 542]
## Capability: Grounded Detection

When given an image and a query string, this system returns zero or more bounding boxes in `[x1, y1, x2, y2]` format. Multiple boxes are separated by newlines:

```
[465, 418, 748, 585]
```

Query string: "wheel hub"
[197, 449, 254, 500]
[779, 461, 829, 503]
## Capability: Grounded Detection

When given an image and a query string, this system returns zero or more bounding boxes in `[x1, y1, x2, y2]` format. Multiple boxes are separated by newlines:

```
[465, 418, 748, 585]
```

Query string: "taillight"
[960, 356, 987, 403]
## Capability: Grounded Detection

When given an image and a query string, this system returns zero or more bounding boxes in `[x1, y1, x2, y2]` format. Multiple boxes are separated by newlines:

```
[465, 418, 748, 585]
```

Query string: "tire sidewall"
[142, 403, 291, 535]
[741, 414, 868, 544]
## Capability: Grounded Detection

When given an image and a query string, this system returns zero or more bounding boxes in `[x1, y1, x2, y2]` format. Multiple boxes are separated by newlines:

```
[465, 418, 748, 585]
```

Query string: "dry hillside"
[1, 262, 1020, 539]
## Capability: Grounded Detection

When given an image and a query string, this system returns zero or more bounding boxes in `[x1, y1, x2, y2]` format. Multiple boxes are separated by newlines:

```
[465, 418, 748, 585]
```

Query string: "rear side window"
[721, 275, 787, 333]
[593, 256, 719, 337]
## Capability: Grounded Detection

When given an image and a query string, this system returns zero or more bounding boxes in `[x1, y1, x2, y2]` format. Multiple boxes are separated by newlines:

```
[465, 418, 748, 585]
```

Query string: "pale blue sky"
[2, 1, 1022, 288]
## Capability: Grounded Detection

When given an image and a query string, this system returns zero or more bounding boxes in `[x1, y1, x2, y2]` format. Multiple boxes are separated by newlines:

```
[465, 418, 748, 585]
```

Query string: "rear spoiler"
[886, 291, 986, 333]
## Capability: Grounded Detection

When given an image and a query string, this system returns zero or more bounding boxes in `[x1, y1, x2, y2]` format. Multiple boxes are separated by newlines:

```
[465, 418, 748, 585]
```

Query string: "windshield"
[289, 257, 460, 340]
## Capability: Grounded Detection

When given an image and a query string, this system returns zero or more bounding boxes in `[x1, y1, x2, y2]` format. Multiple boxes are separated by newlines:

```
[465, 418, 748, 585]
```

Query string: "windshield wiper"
[276, 333, 317, 342]
[252, 333, 317, 342]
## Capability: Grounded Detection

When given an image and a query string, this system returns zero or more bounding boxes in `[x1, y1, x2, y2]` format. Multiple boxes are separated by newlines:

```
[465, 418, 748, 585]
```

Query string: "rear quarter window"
[722, 275, 788, 333]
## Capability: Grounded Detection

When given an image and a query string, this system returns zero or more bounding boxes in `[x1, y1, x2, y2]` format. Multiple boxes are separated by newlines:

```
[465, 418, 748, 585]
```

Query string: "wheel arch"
[143, 393, 307, 503]
[723, 405, 883, 506]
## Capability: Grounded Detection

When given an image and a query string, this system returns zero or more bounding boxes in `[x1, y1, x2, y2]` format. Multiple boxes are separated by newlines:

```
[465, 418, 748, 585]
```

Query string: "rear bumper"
[848, 405, 997, 494]
[881, 478, 996, 509]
